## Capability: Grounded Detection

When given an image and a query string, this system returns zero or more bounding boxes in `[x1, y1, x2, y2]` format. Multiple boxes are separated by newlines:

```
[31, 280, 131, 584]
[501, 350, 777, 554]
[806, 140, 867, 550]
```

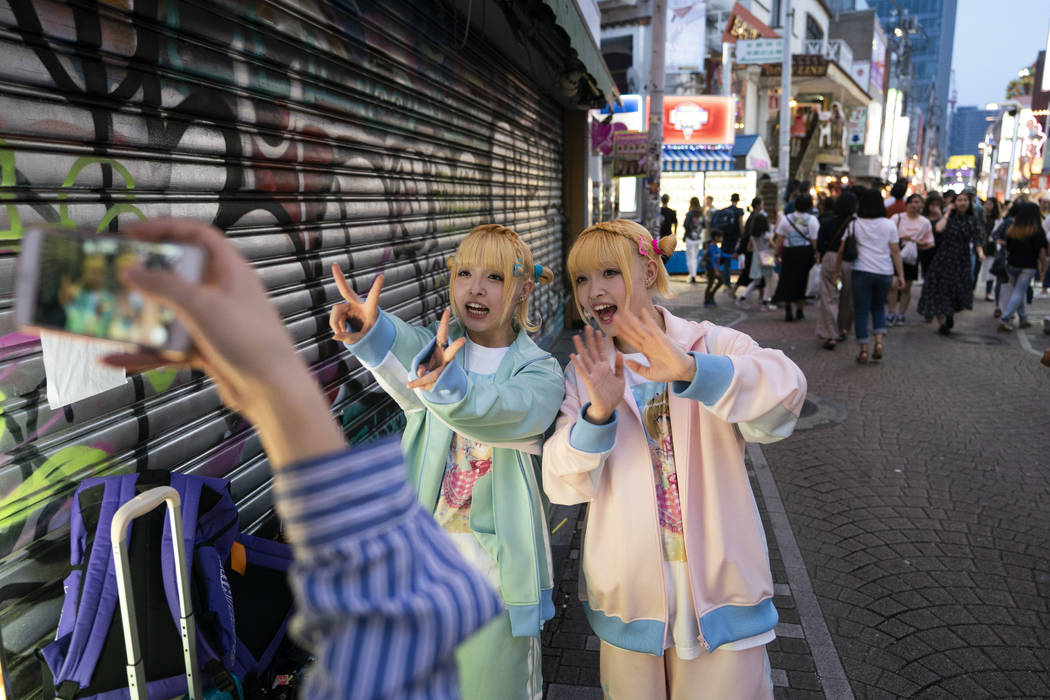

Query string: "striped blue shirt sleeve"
[272, 437, 504, 699]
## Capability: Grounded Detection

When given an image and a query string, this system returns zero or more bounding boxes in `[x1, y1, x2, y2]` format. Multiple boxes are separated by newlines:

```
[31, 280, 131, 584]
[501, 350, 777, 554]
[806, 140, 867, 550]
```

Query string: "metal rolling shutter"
[0, 0, 565, 695]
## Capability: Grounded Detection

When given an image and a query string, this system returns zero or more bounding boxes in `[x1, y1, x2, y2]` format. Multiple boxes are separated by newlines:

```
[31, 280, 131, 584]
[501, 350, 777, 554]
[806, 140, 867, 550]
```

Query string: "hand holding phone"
[16, 227, 206, 355]
[99, 218, 345, 468]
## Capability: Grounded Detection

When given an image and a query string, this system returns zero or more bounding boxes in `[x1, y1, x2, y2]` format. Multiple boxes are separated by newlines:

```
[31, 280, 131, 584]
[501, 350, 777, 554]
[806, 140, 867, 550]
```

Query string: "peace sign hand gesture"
[407, 308, 467, 391]
[613, 307, 697, 384]
[570, 325, 625, 424]
[329, 264, 383, 344]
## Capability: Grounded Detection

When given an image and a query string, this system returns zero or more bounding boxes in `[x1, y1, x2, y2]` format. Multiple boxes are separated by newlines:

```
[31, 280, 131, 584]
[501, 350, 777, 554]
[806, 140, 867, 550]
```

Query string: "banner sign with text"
[613, 130, 648, 177]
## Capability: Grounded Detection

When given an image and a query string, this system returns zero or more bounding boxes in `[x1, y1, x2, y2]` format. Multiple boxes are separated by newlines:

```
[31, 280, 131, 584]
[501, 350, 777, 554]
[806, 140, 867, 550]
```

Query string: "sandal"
[872, 342, 883, 360]
[822, 339, 837, 350]
[856, 350, 869, 365]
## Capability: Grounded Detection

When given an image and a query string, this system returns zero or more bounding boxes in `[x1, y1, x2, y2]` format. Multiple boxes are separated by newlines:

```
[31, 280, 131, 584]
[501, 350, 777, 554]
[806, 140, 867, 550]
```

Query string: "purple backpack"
[40, 471, 243, 699]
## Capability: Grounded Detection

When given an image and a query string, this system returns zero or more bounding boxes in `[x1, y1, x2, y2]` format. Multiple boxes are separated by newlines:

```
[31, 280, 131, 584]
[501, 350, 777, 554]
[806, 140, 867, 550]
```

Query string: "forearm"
[244, 365, 347, 470]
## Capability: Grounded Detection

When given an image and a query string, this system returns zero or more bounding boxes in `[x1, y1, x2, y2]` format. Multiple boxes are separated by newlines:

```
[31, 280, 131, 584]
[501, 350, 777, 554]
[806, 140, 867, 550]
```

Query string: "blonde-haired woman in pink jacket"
[543, 219, 807, 699]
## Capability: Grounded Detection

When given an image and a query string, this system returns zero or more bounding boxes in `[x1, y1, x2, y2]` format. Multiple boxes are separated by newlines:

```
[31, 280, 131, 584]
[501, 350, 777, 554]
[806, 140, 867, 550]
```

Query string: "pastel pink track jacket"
[542, 307, 807, 654]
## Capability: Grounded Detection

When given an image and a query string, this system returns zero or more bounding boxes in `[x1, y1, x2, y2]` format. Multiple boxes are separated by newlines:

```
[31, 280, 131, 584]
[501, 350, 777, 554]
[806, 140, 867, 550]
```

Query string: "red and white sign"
[649, 95, 735, 145]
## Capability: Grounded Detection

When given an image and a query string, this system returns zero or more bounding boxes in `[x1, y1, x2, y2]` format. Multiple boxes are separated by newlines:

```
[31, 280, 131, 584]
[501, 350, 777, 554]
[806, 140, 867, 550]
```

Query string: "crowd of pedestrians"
[670, 181, 1050, 365]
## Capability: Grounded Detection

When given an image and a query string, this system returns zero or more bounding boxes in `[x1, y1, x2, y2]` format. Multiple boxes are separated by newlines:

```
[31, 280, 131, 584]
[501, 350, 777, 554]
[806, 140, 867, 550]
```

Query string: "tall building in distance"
[948, 106, 996, 162]
[863, 0, 958, 168]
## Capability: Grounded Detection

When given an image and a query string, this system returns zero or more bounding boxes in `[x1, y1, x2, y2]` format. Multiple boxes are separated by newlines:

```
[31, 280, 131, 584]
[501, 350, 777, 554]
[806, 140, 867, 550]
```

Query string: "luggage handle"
[110, 486, 203, 700]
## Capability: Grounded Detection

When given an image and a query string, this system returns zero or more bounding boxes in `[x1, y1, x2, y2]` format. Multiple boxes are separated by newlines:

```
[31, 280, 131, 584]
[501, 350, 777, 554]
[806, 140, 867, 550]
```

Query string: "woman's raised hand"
[329, 264, 383, 344]
[613, 307, 696, 384]
[570, 325, 625, 424]
[407, 309, 466, 391]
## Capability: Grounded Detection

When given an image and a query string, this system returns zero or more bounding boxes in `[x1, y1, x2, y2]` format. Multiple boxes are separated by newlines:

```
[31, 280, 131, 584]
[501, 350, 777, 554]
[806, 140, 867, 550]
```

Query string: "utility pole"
[777, 0, 792, 197]
[644, 0, 667, 236]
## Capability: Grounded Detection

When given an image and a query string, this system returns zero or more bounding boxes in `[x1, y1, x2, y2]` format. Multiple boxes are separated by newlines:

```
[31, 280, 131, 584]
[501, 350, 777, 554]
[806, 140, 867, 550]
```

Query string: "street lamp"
[987, 100, 1023, 198]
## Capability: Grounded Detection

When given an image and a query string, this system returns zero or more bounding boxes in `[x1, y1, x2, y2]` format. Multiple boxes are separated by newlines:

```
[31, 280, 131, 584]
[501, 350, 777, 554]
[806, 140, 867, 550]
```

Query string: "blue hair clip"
[533, 264, 543, 282]
[513, 256, 525, 277]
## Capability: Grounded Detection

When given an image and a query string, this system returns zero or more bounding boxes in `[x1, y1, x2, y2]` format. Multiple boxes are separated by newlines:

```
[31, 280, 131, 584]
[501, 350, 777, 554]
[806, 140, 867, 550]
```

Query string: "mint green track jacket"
[344, 310, 564, 637]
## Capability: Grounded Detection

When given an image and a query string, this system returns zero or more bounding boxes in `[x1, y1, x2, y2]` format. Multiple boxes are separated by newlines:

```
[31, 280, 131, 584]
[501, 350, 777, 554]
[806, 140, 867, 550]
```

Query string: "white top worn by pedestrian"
[849, 218, 900, 275]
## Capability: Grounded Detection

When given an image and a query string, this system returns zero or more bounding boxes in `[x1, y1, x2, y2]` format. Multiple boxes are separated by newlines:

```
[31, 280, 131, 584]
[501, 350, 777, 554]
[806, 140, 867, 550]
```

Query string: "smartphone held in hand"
[15, 227, 206, 356]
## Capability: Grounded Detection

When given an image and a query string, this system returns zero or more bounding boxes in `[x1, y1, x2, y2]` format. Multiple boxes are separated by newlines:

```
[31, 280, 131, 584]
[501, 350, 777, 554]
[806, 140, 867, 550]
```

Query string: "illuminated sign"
[651, 95, 735, 144]
[945, 155, 976, 170]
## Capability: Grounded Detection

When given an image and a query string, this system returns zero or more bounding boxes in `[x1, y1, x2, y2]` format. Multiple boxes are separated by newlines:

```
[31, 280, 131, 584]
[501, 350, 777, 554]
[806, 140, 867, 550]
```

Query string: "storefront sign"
[851, 62, 870, 92]
[945, 155, 976, 171]
[736, 38, 783, 65]
[760, 55, 829, 78]
[870, 33, 887, 96]
[847, 107, 867, 151]
[654, 95, 734, 144]
[666, 0, 707, 72]
[722, 1, 779, 44]
[612, 130, 648, 177]
[589, 94, 643, 156]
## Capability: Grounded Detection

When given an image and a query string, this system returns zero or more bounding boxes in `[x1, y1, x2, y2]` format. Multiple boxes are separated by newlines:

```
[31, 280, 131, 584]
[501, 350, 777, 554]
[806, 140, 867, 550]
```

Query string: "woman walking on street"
[918, 191, 985, 334]
[836, 188, 905, 364]
[886, 194, 933, 326]
[736, 197, 772, 309]
[771, 193, 819, 322]
[997, 201, 1049, 332]
[682, 196, 704, 284]
[816, 192, 857, 349]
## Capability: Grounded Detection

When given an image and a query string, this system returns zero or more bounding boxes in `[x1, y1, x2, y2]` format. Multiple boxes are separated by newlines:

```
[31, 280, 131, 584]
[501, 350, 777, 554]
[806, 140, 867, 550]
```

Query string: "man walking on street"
[712, 193, 745, 298]
[660, 194, 677, 239]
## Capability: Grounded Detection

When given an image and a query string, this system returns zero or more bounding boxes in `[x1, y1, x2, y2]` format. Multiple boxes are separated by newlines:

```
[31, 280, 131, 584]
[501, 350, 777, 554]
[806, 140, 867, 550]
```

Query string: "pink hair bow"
[638, 238, 660, 256]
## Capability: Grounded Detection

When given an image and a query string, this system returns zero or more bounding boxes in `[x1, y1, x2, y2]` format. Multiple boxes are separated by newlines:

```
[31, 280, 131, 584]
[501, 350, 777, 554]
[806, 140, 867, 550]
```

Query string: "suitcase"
[110, 486, 203, 700]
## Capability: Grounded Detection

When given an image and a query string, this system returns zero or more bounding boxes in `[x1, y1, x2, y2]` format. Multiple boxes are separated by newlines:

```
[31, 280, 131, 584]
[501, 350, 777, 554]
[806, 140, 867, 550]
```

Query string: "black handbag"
[841, 220, 859, 262]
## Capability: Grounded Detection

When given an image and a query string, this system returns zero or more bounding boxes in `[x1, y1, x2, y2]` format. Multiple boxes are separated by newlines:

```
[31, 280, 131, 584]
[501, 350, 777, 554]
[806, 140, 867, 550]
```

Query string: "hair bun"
[657, 235, 677, 257]
[536, 265, 554, 285]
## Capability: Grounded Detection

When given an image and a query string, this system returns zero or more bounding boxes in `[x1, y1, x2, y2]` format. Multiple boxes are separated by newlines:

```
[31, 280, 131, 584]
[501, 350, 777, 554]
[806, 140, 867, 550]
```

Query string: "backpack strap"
[55, 474, 141, 690]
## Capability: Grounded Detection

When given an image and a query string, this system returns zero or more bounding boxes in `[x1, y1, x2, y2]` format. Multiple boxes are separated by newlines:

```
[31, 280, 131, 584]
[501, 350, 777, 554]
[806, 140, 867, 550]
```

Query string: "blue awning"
[662, 145, 733, 172]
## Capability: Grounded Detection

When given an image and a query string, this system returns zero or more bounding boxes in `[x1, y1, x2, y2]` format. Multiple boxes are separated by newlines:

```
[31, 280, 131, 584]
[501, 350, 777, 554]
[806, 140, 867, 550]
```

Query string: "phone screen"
[29, 233, 194, 349]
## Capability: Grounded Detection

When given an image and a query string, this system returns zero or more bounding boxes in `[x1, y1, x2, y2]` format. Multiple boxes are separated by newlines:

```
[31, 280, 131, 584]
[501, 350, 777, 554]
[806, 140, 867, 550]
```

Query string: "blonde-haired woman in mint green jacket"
[330, 224, 564, 700]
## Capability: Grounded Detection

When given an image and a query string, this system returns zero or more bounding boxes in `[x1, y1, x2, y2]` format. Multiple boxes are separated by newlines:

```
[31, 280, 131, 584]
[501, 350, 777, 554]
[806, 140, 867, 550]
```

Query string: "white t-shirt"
[432, 339, 509, 590]
[849, 217, 899, 275]
[623, 354, 774, 657]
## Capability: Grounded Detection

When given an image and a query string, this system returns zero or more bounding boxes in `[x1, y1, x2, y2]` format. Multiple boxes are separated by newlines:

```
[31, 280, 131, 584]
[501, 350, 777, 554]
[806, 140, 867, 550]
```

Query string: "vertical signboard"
[871, 33, 887, 97]
[666, 0, 707, 73]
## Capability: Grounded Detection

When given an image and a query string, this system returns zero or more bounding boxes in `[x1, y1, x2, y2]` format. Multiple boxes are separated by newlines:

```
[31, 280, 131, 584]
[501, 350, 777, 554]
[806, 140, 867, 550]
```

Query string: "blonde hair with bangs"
[567, 220, 677, 320]
[447, 224, 554, 333]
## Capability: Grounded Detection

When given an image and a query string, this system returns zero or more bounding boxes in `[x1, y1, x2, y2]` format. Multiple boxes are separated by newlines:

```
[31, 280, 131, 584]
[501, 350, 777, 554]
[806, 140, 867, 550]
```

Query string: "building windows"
[771, 0, 782, 27]
[805, 13, 824, 42]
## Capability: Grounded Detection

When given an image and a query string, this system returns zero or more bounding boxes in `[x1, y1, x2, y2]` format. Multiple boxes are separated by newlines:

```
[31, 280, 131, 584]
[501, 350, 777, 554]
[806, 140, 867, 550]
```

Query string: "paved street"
[540, 276, 1050, 699]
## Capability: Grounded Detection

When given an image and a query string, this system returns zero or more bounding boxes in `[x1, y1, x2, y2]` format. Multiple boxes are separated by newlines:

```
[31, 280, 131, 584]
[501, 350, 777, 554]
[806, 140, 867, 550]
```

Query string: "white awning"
[662, 145, 733, 172]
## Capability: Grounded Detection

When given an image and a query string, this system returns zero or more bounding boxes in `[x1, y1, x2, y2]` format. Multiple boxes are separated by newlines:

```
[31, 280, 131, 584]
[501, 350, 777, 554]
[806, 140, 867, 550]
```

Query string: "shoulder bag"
[841, 219, 859, 263]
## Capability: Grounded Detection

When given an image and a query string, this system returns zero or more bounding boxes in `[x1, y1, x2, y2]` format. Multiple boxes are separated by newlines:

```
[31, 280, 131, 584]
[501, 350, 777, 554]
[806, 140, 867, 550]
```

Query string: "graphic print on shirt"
[632, 381, 686, 562]
[434, 435, 493, 533]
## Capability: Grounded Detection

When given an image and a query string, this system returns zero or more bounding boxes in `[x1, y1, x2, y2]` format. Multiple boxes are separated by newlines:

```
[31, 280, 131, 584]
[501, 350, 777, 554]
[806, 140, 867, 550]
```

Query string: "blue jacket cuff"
[569, 404, 618, 453]
[343, 310, 396, 368]
[671, 352, 734, 406]
[411, 339, 468, 405]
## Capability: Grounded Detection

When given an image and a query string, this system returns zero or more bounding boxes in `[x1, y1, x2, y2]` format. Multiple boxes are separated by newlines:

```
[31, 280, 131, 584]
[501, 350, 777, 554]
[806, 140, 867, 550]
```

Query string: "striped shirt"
[272, 437, 504, 699]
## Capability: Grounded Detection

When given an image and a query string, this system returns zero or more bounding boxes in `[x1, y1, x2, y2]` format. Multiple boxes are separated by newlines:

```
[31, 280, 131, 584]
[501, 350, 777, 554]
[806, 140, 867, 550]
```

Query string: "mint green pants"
[454, 611, 542, 700]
